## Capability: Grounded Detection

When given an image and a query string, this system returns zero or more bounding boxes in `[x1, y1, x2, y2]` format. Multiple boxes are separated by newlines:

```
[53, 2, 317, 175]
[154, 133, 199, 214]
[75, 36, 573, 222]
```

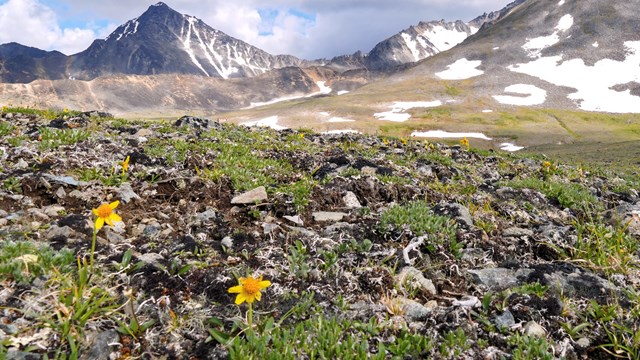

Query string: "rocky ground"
[0, 109, 639, 359]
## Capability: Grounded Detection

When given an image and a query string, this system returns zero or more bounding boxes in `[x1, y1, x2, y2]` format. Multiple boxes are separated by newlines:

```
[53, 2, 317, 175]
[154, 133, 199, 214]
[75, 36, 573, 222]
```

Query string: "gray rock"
[502, 227, 534, 238]
[342, 191, 362, 209]
[27, 208, 50, 221]
[398, 297, 432, 321]
[42, 173, 86, 187]
[143, 223, 162, 237]
[118, 183, 141, 203]
[43, 205, 65, 217]
[533, 263, 618, 301]
[15, 158, 28, 169]
[262, 223, 280, 235]
[433, 202, 473, 228]
[523, 321, 546, 337]
[138, 253, 164, 267]
[395, 266, 437, 297]
[575, 337, 591, 349]
[609, 203, 640, 236]
[221, 236, 234, 249]
[196, 208, 218, 222]
[494, 310, 515, 330]
[324, 222, 354, 235]
[46, 225, 76, 241]
[312, 211, 348, 222]
[231, 186, 268, 205]
[283, 215, 304, 226]
[55, 187, 67, 198]
[80, 330, 119, 360]
[467, 268, 534, 290]
[452, 295, 480, 308]
[284, 226, 317, 237]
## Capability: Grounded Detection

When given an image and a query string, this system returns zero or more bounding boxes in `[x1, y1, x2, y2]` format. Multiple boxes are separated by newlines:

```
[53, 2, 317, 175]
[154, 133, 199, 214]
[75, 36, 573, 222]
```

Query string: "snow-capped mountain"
[364, 20, 479, 70]
[407, 0, 640, 113]
[69, 2, 310, 80]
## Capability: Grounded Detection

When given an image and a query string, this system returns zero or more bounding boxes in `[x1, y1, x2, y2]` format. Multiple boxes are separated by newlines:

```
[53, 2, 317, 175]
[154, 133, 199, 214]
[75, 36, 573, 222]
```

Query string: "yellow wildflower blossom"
[121, 155, 131, 175]
[460, 137, 470, 148]
[92, 201, 122, 231]
[228, 275, 271, 305]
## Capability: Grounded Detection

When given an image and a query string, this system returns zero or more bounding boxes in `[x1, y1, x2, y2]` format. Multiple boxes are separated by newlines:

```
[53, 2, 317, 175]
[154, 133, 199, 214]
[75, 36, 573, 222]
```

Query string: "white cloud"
[0, 0, 109, 54]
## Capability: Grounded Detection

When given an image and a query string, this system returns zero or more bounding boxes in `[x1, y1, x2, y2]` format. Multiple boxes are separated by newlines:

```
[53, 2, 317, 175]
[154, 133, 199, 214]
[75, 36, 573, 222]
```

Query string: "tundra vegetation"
[0, 106, 639, 359]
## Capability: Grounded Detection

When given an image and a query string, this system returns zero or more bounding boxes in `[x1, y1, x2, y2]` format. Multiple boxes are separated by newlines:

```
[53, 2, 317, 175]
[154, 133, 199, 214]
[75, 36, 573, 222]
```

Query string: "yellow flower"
[400, 138, 408, 145]
[299, 133, 305, 139]
[121, 155, 130, 175]
[460, 137, 470, 148]
[92, 201, 122, 230]
[228, 275, 271, 305]
[542, 161, 552, 168]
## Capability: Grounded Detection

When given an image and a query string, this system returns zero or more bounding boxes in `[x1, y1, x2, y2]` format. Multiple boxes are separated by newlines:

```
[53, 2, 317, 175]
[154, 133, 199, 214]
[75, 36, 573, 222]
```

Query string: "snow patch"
[337, 90, 350, 95]
[508, 41, 640, 113]
[374, 100, 443, 122]
[435, 58, 484, 80]
[482, 109, 494, 113]
[558, 0, 565, 5]
[401, 33, 421, 61]
[493, 84, 547, 106]
[422, 25, 469, 52]
[410, 130, 492, 140]
[493, 47, 500, 50]
[319, 112, 330, 116]
[316, 81, 332, 94]
[499, 143, 524, 152]
[241, 116, 288, 130]
[592, 41, 599, 48]
[522, 14, 573, 58]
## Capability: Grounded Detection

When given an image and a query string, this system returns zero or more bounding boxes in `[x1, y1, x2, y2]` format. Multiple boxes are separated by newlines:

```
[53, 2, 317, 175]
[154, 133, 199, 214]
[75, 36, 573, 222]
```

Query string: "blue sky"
[0, 0, 510, 58]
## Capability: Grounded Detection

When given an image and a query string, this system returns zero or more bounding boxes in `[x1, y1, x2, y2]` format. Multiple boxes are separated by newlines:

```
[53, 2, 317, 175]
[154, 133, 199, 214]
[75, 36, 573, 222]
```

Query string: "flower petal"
[95, 217, 104, 230]
[228, 285, 243, 294]
[254, 292, 262, 302]
[109, 201, 120, 210]
[258, 280, 271, 289]
[235, 293, 247, 305]
[110, 213, 122, 223]
[92, 208, 100, 216]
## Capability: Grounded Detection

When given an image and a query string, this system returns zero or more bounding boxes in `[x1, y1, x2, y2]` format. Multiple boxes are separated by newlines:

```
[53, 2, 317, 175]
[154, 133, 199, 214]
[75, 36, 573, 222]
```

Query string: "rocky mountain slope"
[1, 108, 639, 358]
[0, 2, 312, 83]
[401, 0, 640, 113]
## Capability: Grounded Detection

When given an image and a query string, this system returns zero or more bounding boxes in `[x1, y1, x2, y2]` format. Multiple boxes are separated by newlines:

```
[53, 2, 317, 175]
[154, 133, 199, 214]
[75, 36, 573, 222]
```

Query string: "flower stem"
[90, 225, 97, 272]
[247, 303, 253, 328]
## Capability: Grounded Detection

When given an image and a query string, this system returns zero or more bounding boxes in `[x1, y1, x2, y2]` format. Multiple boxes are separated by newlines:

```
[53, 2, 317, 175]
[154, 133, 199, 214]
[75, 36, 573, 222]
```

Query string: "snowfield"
[435, 58, 484, 80]
[493, 84, 547, 106]
[410, 130, 492, 140]
[374, 101, 443, 122]
[509, 41, 640, 113]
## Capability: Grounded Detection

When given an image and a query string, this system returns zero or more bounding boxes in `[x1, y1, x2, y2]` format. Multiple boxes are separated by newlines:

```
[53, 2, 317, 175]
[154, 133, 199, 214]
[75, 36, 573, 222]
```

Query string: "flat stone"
[117, 183, 141, 203]
[395, 266, 437, 297]
[397, 297, 432, 321]
[42, 205, 65, 217]
[467, 268, 533, 291]
[55, 187, 66, 198]
[15, 158, 28, 169]
[80, 330, 119, 360]
[138, 252, 164, 266]
[433, 202, 474, 228]
[312, 211, 348, 222]
[196, 208, 218, 222]
[502, 227, 534, 238]
[523, 321, 546, 337]
[46, 225, 76, 241]
[27, 208, 50, 221]
[283, 215, 304, 226]
[494, 310, 515, 330]
[42, 173, 87, 187]
[231, 186, 268, 205]
[342, 191, 362, 209]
